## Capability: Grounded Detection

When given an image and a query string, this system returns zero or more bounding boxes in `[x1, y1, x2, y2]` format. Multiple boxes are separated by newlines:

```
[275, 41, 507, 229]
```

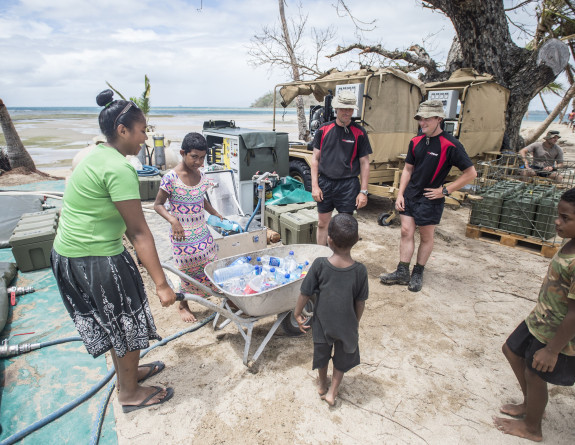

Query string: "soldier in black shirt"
[310, 91, 372, 245]
[380, 100, 477, 292]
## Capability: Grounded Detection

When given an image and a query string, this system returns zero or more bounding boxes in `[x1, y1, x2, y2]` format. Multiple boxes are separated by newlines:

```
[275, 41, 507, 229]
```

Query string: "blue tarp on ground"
[0, 180, 117, 445]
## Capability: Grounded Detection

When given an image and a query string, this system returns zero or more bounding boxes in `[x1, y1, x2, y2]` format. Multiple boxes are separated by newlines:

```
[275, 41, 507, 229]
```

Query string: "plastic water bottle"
[244, 270, 272, 294]
[258, 255, 283, 268]
[213, 263, 255, 284]
[283, 251, 298, 273]
[229, 255, 252, 267]
[220, 276, 246, 294]
[277, 273, 292, 285]
[297, 261, 310, 278]
[207, 215, 241, 233]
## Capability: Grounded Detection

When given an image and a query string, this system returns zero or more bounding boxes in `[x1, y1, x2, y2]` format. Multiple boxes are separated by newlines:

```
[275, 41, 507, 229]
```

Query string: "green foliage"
[130, 75, 151, 117]
[105, 75, 151, 118]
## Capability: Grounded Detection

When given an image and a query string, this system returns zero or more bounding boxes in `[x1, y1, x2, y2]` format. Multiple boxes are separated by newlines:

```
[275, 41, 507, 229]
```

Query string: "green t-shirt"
[53, 144, 140, 257]
[525, 248, 575, 356]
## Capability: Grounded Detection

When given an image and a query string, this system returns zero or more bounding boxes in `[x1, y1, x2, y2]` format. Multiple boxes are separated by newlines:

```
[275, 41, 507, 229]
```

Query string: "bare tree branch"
[334, 0, 376, 39]
[505, 0, 537, 12]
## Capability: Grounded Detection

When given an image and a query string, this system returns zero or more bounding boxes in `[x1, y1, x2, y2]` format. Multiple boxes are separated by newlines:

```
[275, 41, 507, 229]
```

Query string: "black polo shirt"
[404, 132, 473, 201]
[312, 120, 372, 179]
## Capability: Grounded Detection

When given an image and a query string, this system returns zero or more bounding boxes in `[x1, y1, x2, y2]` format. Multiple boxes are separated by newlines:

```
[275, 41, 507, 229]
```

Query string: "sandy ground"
[2, 119, 575, 444]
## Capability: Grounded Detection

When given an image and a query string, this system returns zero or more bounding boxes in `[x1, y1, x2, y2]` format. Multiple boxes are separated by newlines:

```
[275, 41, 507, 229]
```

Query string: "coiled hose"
[137, 165, 160, 176]
[0, 313, 215, 445]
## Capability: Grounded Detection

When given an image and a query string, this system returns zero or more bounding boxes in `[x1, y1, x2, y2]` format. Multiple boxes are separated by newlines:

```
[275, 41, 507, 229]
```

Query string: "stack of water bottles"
[212, 251, 311, 295]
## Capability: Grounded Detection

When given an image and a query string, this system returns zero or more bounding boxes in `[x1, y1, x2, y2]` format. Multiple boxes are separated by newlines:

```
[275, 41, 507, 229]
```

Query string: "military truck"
[273, 67, 510, 224]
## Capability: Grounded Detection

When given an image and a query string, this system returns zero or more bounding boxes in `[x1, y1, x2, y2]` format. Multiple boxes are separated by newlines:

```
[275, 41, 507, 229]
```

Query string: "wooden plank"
[465, 224, 560, 258]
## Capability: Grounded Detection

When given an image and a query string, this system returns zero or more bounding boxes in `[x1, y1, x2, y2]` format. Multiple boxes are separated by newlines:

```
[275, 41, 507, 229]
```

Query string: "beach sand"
[2, 117, 575, 444]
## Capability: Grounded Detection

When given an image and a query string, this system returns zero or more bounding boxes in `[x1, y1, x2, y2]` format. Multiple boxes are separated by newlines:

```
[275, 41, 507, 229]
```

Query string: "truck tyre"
[289, 160, 312, 192]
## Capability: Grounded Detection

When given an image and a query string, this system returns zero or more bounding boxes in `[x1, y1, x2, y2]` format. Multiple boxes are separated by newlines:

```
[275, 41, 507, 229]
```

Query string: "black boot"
[408, 264, 424, 292]
[380, 262, 410, 285]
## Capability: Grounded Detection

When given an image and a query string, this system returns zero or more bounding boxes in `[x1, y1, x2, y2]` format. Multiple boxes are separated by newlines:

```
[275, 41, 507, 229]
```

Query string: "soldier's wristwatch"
[442, 186, 450, 196]
[360, 189, 368, 196]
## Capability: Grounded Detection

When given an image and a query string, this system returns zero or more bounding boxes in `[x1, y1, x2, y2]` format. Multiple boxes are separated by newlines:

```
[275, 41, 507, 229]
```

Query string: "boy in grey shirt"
[294, 213, 368, 406]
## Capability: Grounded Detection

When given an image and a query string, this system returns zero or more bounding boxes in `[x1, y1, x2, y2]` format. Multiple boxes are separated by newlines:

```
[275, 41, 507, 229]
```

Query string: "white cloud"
[111, 29, 161, 43]
[0, 0, 568, 110]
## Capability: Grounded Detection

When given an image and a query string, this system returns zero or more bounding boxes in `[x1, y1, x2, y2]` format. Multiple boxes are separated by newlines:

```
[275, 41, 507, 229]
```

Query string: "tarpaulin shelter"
[276, 67, 426, 163]
[425, 68, 510, 158]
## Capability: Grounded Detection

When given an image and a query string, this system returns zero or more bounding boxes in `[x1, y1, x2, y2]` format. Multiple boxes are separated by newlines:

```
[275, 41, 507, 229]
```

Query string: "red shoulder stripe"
[430, 135, 455, 183]
[349, 126, 364, 169]
[411, 135, 426, 156]
[319, 123, 336, 151]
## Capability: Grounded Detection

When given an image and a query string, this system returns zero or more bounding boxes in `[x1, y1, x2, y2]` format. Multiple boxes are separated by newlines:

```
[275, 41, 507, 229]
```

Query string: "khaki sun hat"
[414, 99, 446, 120]
[332, 90, 359, 110]
[543, 130, 560, 140]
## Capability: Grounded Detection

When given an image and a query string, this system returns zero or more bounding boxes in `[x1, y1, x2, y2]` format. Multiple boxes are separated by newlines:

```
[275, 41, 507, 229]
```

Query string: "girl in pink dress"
[154, 132, 223, 322]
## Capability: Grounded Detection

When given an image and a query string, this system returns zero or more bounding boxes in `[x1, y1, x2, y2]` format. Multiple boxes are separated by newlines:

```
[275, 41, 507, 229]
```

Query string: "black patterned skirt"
[50, 249, 161, 358]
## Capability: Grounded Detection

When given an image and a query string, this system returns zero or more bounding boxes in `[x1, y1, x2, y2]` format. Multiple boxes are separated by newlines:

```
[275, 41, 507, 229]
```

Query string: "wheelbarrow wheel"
[378, 212, 394, 226]
[281, 301, 314, 336]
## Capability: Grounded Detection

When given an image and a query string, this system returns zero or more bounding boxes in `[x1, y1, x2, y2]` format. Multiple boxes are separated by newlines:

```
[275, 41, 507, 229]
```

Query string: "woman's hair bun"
[96, 89, 114, 107]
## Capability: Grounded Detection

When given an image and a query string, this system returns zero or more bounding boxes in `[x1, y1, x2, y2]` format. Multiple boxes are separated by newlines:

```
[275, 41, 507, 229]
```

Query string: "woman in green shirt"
[51, 89, 176, 413]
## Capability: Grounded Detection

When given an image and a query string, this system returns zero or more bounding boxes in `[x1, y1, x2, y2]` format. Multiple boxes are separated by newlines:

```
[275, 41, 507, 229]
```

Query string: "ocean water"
[1, 107, 300, 170]
[0, 107, 564, 171]
[4, 106, 558, 121]
[6, 106, 298, 118]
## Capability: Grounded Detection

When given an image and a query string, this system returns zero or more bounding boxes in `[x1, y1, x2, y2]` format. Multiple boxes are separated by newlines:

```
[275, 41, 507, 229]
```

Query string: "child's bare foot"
[321, 392, 337, 406]
[317, 377, 329, 396]
[178, 302, 197, 323]
[493, 417, 542, 442]
[500, 402, 526, 417]
[321, 385, 338, 406]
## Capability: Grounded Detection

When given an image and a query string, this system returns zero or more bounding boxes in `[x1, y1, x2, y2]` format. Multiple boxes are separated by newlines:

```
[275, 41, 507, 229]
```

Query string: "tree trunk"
[278, 0, 308, 140]
[423, 0, 569, 151]
[0, 99, 36, 171]
[539, 93, 551, 115]
[524, 81, 575, 145]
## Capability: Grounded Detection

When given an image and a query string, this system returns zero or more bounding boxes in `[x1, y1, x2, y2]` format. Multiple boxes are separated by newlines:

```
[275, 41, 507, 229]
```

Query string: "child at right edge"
[493, 188, 575, 442]
[294, 213, 368, 406]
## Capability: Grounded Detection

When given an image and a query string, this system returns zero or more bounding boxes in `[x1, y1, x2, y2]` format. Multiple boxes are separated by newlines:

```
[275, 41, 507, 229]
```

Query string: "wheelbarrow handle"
[161, 262, 217, 297]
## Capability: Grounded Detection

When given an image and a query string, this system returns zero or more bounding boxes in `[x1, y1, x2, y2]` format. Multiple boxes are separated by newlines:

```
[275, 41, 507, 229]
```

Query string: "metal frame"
[162, 262, 289, 367]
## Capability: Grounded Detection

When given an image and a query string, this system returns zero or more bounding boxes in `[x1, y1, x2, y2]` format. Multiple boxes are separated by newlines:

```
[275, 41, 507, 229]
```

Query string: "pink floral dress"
[160, 170, 217, 295]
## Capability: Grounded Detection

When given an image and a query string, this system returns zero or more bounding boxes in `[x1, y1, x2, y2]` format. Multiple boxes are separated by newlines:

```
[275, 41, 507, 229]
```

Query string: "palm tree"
[106, 75, 151, 126]
[0, 98, 36, 172]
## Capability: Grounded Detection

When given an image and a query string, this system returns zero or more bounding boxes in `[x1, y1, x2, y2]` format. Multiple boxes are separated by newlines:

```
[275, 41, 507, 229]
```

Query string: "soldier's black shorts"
[317, 175, 359, 214]
[400, 195, 444, 226]
[506, 321, 575, 386]
[313, 341, 360, 373]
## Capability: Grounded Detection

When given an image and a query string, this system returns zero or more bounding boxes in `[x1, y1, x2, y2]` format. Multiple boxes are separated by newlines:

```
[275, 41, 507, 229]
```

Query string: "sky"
[0, 0, 565, 109]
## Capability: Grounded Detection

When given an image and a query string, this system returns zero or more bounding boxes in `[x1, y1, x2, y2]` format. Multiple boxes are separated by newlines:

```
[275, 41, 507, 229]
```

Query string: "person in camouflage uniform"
[493, 188, 575, 442]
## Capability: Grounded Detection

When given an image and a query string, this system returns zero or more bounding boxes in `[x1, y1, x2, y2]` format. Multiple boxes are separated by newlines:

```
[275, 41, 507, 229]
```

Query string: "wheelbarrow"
[161, 244, 332, 368]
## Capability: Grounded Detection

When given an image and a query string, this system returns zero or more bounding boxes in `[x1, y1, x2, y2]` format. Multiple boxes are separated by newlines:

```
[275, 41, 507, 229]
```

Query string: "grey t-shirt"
[300, 257, 368, 353]
[525, 141, 563, 167]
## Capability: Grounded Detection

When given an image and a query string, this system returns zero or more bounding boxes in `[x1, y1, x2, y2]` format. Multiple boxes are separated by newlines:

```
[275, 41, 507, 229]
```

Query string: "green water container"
[9, 227, 56, 272]
[279, 210, 318, 245]
[532, 192, 561, 240]
[265, 202, 316, 233]
[499, 190, 544, 236]
[470, 189, 506, 229]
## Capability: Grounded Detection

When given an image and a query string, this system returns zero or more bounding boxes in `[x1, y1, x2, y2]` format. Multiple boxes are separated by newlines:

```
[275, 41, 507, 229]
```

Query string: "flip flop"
[137, 361, 165, 383]
[122, 386, 174, 413]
